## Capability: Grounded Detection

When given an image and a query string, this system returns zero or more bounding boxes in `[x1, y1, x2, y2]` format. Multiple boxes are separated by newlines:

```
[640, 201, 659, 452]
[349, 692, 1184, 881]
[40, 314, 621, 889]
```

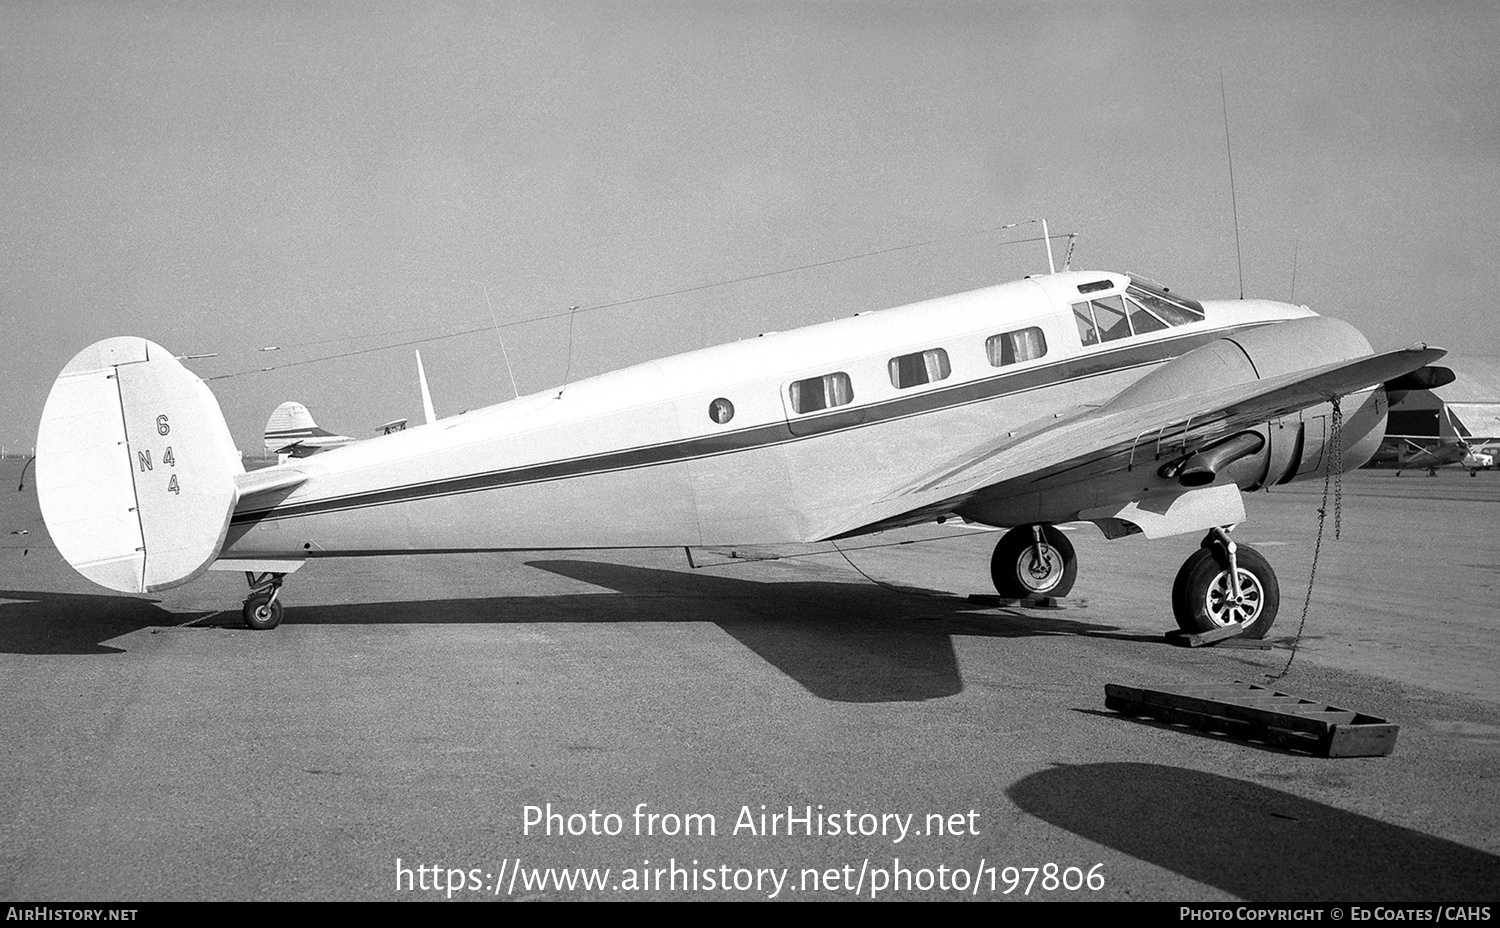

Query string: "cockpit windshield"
[1070, 276, 1205, 347]
[1125, 277, 1205, 324]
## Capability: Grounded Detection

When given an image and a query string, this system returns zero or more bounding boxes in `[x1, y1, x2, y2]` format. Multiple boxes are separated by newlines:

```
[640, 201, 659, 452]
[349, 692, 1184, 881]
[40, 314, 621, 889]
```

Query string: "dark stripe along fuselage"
[231, 323, 1268, 528]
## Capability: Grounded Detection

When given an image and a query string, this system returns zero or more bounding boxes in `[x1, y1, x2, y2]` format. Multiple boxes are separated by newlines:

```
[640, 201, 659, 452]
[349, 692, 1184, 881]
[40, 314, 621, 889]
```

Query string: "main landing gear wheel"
[990, 524, 1077, 598]
[242, 571, 288, 630]
[1172, 536, 1280, 640]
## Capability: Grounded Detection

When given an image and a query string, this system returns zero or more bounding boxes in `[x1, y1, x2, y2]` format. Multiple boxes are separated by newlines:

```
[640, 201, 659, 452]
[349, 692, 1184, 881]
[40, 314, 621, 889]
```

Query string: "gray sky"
[3, 0, 1498, 451]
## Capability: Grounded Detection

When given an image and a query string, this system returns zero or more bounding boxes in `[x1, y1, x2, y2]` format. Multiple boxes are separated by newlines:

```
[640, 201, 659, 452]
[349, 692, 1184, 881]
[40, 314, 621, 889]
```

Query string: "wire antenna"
[482, 283, 521, 399]
[206, 223, 1075, 383]
[1221, 69, 1245, 300]
[995, 218, 1061, 274]
[556, 305, 579, 399]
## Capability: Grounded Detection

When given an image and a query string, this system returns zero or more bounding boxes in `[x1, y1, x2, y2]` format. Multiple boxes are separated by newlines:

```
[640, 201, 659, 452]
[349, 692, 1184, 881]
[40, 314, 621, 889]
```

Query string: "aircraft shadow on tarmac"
[0, 588, 174, 655]
[1009, 762, 1500, 901]
[531, 559, 1148, 702]
[0, 559, 1161, 701]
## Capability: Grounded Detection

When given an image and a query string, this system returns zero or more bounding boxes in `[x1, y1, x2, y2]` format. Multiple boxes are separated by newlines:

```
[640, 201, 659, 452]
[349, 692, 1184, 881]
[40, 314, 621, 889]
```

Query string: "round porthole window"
[708, 397, 734, 424]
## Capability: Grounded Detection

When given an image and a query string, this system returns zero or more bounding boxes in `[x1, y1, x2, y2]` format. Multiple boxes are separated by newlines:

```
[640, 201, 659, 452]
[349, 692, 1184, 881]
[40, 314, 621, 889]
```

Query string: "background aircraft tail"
[264, 401, 318, 455]
[263, 400, 352, 456]
[36, 337, 243, 593]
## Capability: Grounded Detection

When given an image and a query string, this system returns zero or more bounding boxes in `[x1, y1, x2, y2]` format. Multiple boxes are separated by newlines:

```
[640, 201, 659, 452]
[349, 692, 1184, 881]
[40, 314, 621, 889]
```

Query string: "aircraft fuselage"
[219, 271, 1363, 561]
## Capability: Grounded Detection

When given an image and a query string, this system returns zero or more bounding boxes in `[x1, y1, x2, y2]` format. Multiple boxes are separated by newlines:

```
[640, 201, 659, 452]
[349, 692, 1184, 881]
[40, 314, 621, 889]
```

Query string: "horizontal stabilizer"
[37, 337, 243, 593]
[235, 467, 310, 498]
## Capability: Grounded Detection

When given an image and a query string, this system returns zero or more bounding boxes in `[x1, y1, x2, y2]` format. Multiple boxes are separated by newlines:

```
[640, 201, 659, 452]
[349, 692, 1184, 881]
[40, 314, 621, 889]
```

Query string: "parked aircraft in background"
[261, 401, 356, 459]
[1380, 408, 1493, 477]
[34, 268, 1445, 642]
[1384, 437, 1492, 477]
[263, 404, 409, 463]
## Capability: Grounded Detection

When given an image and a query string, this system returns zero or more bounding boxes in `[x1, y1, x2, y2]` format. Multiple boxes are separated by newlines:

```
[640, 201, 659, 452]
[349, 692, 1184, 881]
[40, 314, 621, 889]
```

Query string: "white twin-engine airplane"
[36, 269, 1445, 637]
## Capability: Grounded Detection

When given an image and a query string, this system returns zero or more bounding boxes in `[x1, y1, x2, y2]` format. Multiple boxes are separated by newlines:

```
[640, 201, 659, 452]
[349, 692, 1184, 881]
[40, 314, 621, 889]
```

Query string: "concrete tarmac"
[1, 458, 1497, 901]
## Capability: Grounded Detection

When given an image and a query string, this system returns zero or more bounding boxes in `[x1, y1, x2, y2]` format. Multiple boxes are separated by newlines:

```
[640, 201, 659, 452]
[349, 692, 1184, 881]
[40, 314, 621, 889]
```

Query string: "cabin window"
[888, 348, 951, 389]
[987, 327, 1047, 366]
[1074, 298, 1133, 345]
[1090, 296, 1132, 342]
[708, 398, 734, 424]
[789, 372, 854, 413]
[1073, 302, 1099, 345]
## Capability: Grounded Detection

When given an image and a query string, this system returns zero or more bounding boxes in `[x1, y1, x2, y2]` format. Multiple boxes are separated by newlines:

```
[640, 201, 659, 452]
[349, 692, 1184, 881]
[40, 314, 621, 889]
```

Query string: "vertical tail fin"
[263, 400, 353, 456]
[264, 401, 319, 455]
[36, 338, 242, 593]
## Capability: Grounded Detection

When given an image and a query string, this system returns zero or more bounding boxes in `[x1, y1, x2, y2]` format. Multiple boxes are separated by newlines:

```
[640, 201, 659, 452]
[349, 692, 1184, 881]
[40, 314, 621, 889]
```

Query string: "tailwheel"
[990, 524, 1077, 598]
[243, 592, 284, 631]
[1172, 532, 1280, 639]
[242, 571, 287, 631]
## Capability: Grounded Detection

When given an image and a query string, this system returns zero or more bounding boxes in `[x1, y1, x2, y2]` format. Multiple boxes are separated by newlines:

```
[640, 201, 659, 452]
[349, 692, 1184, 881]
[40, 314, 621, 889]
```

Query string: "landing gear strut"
[243, 571, 287, 631]
[990, 524, 1077, 598]
[1171, 527, 1280, 639]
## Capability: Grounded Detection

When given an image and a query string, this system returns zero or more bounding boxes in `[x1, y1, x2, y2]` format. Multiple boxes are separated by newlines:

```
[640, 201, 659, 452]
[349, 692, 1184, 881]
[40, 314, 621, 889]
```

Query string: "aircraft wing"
[819, 344, 1445, 540]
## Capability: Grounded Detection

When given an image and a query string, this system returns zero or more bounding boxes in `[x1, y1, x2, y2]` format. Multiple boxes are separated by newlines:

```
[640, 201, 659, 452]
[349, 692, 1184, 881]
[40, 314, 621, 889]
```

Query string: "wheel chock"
[966, 593, 1060, 608]
[1165, 623, 1271, 648]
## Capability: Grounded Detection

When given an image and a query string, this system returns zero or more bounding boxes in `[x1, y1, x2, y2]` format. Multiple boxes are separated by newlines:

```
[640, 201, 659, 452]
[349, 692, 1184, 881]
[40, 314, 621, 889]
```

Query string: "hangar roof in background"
[1434, 357, 1500, 402]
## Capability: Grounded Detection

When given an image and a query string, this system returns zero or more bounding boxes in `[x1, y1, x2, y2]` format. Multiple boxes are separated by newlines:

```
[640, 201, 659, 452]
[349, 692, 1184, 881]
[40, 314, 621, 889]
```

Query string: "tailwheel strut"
[243, 571, 287, 631]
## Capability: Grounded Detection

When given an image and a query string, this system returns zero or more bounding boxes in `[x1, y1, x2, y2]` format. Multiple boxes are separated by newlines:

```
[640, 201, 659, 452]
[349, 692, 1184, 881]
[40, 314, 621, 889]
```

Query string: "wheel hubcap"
[1016, 546, 1061, 593]
[1205, 568, 1264, 626]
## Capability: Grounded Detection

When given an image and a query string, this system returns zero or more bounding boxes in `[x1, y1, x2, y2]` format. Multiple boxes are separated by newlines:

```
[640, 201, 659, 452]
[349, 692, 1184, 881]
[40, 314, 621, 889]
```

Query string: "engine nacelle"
[1112, 315, 1388, 490]
[957, 316, 1390, 533]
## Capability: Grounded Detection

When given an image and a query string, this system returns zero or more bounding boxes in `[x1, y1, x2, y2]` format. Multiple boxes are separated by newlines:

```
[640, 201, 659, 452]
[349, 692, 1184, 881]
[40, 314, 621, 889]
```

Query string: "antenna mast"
[1289, 236, 1303, 304]
[1221, 69, 1245, 300]
[482, 283, 521, 399]
[997, 218, 1058, 274]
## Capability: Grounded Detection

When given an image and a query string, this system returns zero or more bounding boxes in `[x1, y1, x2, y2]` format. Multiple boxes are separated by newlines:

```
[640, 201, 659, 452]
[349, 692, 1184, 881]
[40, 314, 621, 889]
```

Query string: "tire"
[1172, 544, 1279, 639]
[243, 592, 284, 631]
[990, 525, 1077, 598]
